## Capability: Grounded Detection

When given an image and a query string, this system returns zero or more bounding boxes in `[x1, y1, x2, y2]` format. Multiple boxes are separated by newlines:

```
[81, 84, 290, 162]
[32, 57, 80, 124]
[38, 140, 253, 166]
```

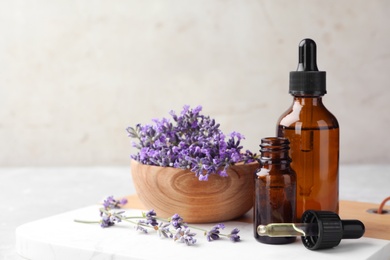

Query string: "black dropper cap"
[289, 38, 326, 96]
[301, 210, 365, 250]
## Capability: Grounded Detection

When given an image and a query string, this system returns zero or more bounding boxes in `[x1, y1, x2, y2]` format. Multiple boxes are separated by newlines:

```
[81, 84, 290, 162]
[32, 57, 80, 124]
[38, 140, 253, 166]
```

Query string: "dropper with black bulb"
[289, 38, 326, 96]
[257, 210, 365, 250]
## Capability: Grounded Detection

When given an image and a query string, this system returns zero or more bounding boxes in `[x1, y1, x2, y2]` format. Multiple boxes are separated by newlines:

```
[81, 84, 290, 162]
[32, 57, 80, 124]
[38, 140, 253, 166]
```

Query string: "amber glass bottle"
[254, 137, 296, 244]
[276, 39, 339, 221]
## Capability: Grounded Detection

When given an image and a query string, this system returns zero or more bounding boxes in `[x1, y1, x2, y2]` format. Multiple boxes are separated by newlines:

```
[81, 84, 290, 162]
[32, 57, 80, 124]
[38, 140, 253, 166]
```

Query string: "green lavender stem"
[74, 208, 233, 238]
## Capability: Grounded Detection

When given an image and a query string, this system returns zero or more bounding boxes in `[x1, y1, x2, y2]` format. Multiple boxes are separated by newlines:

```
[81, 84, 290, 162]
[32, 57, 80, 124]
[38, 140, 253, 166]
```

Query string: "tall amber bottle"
[254, 137, 296, 244]
[276, 39, 339, 221]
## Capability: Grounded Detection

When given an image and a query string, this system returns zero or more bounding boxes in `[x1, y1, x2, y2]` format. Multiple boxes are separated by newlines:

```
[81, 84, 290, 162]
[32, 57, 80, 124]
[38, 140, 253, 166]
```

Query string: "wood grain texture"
[130, 160, 259, 223]
[339, 200, 390, 240]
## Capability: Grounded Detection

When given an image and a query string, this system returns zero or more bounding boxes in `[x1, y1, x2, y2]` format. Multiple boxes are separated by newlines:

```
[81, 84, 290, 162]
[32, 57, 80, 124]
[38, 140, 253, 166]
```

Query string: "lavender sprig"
[127, 105, 258, 181]
[75, 196, 242, 246]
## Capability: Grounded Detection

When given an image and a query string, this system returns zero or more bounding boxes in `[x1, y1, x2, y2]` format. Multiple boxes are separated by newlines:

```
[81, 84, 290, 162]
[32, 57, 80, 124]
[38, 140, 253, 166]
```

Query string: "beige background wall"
[1, 0, 389, 166]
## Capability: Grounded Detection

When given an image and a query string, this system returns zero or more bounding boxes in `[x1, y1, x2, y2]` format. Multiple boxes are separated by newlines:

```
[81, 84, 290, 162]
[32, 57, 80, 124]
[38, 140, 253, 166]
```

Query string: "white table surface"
[1, 164, 390, 259]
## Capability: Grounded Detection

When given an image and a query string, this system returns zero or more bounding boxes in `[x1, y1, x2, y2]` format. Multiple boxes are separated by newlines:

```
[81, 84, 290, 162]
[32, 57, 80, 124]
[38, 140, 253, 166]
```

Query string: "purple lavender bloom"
[120, 198, 128, 206]
[206, 223, 225, 241]
[170, 213, 184, 229]
[157, 222, 172, 238]
[180, 105, 190, 116]
[100, 211, 124, 228]
[109, 212, 123, 223]
[102, 196, 116, 210]
[229, 131, 245, 140]
[198, 174, 209, 181]
[100, 214, 115, 228]
[228, 228, 241, 242]
[144, 209, 158, 226]
[102, 196, 128, 210]
[242, 150, 259, 163]
[218, 168, 228, 178]
[174, 227, 197, 246]
[192, 105, 202, 114]
[136, 221, 149, 234]
[139, 147, 150, 161]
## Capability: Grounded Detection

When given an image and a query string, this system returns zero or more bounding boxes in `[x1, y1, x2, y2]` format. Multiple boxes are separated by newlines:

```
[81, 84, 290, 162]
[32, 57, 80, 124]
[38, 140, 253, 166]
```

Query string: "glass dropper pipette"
[257, 222, 319, 237]
[256, 210, 365, 250]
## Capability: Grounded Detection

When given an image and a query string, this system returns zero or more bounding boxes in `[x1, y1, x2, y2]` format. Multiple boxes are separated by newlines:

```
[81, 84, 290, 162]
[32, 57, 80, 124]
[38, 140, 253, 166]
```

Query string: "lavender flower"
[120, 198, 128, 205]
[136, 221, 149, 234]
[174, 227, 197, 246]
[103, 196, 128, 210]
[102, 196, 115, 210]
[127, 105, 258, 181]
[144, 209, 158, 226]
[157, 222, 172, 238]
[170, 213, 184, 229]
[228, 228, 241, 242]
[100, 210, 125, 228]
[100, 215, 114, 228]
[206, 223, 225, 241]
[109, 212, 124, 223]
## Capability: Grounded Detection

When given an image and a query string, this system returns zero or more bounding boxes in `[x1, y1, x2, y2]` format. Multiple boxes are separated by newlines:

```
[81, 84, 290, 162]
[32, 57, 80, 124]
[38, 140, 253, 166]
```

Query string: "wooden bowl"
[130, 160, 259, 223]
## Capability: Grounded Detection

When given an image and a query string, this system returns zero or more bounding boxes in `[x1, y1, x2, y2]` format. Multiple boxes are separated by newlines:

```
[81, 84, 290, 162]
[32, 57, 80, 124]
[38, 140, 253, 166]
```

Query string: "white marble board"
[15, 206, 390, 260]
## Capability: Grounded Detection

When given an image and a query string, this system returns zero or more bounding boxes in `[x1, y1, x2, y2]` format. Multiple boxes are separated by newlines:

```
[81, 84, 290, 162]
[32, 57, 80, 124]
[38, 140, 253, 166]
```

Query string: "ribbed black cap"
[301, 210, 365, 250]
[289, 39, 326, 96]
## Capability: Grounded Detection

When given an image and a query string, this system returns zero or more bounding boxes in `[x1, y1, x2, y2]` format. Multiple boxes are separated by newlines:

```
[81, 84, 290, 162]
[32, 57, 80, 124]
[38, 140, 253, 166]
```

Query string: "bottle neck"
[292, 95, 324, 107]
[261, 161, 291, 171]
[260, 137, 291, 169]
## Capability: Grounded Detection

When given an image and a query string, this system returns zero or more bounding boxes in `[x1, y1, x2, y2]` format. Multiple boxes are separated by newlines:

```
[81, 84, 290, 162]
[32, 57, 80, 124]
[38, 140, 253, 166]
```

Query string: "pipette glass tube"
[257, 223, 319, 237]
[256, 211, 365, 251]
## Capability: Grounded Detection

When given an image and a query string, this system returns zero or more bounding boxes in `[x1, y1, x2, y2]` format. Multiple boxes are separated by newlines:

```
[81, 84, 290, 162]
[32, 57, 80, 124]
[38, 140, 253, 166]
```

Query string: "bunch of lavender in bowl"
[127, 105, 257, 181]
[126, 105, 259, 223]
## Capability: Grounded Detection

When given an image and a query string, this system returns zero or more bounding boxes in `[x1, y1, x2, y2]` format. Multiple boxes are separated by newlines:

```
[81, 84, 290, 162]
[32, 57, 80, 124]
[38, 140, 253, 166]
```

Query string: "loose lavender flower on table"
[228, 228, 241, 242]
[100, 209, 125, 228]
[143, 209, 158, 226]
[206, 223, 225, 241]
[103, 195, 128, 210]
[74, 196, 242, 246]
[203, 223, 242, 243]
[170, 213, 185, 229]
[135, 221, 149, 234]
[127, 105, 258, 181]
[157, 222, 172, 238]
[174, 227, 197, 246]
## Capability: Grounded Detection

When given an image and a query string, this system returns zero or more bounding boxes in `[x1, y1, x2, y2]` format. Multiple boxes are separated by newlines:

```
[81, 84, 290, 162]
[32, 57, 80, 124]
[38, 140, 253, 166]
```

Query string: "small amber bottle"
[254, 137, 297, 244]
[276, 39, 339, 221]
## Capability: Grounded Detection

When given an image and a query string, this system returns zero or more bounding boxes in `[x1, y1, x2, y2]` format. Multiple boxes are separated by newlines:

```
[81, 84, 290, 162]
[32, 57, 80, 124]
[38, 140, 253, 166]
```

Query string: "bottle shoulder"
[256, 165, 296, 176]
[277, 100, 339, 129]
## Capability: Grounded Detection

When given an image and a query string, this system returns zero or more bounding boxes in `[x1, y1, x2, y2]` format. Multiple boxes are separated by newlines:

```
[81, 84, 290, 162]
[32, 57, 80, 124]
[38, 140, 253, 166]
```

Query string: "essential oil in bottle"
[276, 39, 339, 221]
[254, 137, 297, 244]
